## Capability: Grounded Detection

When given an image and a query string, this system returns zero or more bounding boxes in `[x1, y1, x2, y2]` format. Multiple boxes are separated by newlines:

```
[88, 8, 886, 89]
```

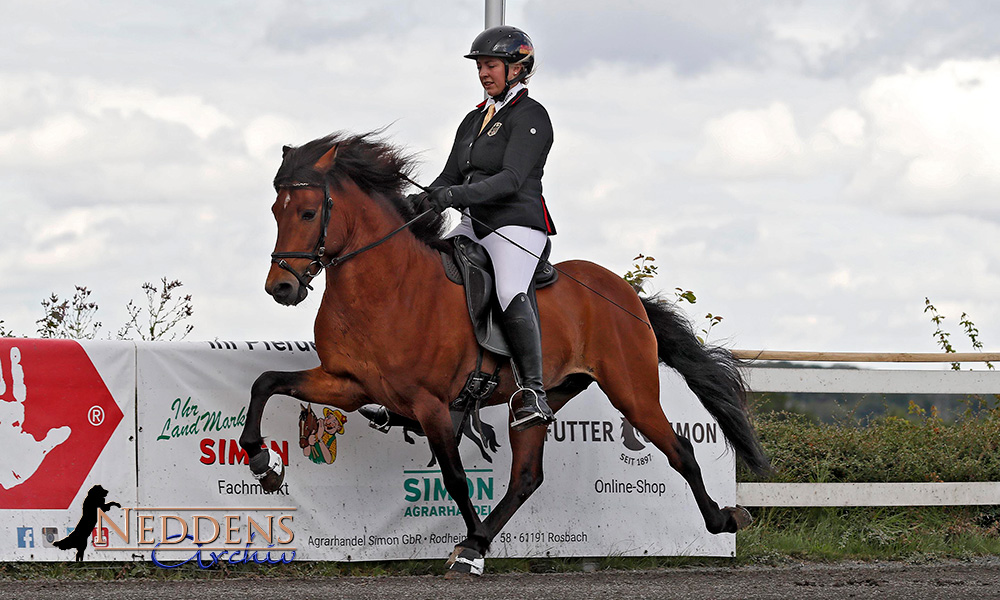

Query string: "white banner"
[0, 339, 137, 561]
[134, 341, 733, 562]
[1, 339, 734, 562]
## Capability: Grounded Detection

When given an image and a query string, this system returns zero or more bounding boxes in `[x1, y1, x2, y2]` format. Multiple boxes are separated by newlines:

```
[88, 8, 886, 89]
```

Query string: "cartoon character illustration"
[0, 346, 71, 489]
[53, 484, 120, 561]
[299, 404, 347, 465]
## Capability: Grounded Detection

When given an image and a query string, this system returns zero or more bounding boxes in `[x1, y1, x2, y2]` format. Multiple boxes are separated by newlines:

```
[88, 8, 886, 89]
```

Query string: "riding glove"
[404, 191, 429, 211]
[428, 187, 458, 212]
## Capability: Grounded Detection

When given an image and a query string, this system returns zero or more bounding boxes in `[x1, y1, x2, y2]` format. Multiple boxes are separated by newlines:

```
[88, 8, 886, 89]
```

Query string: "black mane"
[274, 131, 450, 252]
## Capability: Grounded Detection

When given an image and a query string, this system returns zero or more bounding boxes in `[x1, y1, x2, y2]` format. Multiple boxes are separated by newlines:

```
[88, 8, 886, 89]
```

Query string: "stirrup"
[508, 388, 554, 432]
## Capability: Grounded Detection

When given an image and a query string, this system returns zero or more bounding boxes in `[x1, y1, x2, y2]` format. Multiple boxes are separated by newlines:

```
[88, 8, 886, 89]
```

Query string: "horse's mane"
[273, 131, 450, 252]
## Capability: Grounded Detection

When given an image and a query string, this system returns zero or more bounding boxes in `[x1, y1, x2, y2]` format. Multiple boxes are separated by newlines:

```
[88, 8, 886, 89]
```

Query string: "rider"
[425, 25, 556, 431]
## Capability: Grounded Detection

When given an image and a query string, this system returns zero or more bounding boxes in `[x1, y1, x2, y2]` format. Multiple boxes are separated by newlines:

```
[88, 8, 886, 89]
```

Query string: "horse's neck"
[322, 194, 445, 318]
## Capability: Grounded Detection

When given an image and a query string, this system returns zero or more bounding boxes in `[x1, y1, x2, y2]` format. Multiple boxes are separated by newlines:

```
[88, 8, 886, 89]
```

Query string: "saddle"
[441, 235, 557, 357]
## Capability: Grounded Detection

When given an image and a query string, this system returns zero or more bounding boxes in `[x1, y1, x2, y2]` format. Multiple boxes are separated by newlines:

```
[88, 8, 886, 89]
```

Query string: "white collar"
[485, 83, 526, 113]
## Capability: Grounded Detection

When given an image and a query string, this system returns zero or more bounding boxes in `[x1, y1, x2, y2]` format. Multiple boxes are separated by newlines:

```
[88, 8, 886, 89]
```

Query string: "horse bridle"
[270, 179, 433, 291]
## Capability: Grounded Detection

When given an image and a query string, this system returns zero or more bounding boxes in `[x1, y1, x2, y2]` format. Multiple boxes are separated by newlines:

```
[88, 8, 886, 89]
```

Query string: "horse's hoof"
[258, 466, 285, 493]
[444, 546, 483, 578]
[445, 545, 463, 568]
[725, 505, 753, 530]
[444, 570, 478, 581]
[249, 448, 285, 493]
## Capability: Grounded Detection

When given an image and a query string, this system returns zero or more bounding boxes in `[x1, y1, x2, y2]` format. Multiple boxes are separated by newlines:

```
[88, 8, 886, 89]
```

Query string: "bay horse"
[238, 131, 770, 576]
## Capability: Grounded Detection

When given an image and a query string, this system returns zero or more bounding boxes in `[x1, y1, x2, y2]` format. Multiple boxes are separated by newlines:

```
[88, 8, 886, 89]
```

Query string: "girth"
[441, 235, 557, 357]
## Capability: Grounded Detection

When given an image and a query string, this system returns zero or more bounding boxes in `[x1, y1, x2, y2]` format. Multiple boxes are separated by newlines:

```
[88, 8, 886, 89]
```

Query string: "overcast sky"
[2, 1, 999, 361]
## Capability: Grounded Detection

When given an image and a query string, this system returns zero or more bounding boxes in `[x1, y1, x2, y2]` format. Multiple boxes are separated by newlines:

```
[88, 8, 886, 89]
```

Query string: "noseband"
[271, 180, 433, 290]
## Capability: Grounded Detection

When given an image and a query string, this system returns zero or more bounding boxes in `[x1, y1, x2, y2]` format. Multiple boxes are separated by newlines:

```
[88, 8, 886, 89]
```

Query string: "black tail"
[640, 295, 771, 476]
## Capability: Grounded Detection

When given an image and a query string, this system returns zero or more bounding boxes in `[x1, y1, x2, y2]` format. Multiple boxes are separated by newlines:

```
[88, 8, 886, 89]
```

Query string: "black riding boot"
[502, 292, 555, 431]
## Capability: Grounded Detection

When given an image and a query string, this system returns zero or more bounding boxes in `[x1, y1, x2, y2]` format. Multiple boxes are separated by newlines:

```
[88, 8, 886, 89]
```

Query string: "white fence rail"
[733, 352, 1000, 508]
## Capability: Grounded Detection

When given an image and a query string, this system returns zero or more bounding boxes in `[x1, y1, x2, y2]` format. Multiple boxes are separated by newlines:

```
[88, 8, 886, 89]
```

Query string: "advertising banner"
[1, 339, 734, 563]
[134, 341, 734, 563]
[0, 339, 137, 561]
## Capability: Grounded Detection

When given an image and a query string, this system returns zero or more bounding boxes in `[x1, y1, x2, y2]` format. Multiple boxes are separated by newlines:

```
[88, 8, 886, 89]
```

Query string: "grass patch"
[737, 506, 1000, 563]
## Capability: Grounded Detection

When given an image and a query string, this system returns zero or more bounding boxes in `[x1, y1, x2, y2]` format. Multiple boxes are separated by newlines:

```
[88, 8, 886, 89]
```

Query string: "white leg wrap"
[251, 447, 283, 480]
[454, 554, 484, 576]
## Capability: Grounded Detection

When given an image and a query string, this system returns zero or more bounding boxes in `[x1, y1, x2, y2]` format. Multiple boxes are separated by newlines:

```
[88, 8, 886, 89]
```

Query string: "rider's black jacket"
[430, 88, 556, 238]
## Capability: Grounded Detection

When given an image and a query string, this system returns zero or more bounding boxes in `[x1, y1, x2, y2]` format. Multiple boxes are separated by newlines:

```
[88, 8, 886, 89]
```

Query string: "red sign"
[0, 340, 123, 509]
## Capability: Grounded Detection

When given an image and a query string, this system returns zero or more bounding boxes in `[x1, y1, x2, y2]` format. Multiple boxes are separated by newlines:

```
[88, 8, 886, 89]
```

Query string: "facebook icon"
[17, 527, 34, 548]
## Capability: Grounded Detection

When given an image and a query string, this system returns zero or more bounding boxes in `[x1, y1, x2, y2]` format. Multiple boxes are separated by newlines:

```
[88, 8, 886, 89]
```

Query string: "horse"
[298, 403, 319, 450]
[238, 131, 770, 577]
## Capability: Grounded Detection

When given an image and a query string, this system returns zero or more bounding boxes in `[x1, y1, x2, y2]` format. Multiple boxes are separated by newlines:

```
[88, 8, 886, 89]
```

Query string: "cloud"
[81, 85, 234, 139]
[2, 1, 1000, 357]
[524, 0, 773, 75]
[849, 59, 1000, 215]
[688, 57, 1000, 221]
[691, 102, 806, 177]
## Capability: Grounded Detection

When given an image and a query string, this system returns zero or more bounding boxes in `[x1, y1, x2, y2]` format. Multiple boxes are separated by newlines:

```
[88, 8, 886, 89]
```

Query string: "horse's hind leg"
[480, 384, 586, 543]
[602, 371, 750, 534]
[239, 367, 364, 491]
[481, 424, 547, 538]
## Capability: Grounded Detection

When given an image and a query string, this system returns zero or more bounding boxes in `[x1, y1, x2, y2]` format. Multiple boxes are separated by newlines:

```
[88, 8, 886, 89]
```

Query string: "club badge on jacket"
[487, 122, 502, 137]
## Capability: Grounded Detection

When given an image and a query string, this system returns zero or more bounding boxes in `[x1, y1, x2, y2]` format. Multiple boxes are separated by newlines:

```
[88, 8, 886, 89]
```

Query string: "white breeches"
[444, 214, 548, 311]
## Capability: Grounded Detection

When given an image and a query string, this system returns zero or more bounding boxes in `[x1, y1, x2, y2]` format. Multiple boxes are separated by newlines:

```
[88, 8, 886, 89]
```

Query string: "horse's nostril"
[269, 281, 297, 304]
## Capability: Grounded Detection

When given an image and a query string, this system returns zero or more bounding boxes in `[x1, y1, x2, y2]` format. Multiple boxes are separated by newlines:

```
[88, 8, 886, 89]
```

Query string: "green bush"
[741, 401, 1000, 483]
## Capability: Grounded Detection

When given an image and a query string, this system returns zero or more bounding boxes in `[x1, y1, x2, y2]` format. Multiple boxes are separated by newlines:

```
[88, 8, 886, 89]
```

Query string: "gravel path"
[4, 559, 1000, 600]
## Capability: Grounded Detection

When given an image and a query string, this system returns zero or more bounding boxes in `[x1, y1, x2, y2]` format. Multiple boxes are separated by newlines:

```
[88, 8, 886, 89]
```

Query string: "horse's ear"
[313, 144, 339, 172]
[282, 145, 292, 158]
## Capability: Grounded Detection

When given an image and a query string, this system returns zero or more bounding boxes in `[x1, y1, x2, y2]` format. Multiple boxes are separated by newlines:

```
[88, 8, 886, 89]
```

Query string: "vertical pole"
[485, 0, 504, 28]
[483, 0, 505, 101]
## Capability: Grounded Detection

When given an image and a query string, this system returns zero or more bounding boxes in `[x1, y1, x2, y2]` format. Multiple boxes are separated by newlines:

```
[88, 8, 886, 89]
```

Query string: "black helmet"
[465, 26, 535, 78]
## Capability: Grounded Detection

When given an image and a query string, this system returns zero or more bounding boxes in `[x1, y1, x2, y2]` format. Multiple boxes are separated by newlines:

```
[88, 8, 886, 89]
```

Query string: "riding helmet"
[465, 25, 535, 76]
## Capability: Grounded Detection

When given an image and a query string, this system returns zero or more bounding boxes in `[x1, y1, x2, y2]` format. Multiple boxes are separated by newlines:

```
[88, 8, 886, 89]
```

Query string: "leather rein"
[270, 180, 433, 290]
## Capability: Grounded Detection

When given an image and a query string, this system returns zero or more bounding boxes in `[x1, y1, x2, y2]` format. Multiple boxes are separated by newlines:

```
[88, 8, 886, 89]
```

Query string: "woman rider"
[424, 25, 556, 431]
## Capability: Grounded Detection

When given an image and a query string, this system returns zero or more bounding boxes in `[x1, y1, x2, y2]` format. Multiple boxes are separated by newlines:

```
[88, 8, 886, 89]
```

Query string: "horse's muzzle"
[266, 279, 309, 306]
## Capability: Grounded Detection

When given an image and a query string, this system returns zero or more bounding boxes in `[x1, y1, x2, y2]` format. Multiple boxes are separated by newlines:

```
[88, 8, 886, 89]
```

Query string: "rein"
[271, 180, 433, 290]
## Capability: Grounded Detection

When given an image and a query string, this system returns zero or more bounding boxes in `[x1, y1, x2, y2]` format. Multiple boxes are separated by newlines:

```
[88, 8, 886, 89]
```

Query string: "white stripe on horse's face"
[283, 191, 292, 209]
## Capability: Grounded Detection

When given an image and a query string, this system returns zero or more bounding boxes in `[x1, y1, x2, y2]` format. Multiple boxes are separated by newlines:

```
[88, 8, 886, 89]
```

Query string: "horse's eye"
[302, 210, 317, 222]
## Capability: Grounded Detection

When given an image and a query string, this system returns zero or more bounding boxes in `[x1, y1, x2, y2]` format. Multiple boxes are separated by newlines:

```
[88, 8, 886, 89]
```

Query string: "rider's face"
[477, 57, 520, 96]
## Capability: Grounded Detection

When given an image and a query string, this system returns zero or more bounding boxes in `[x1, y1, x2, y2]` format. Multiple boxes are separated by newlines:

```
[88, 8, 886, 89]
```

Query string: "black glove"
[403, 192, 428, 212]
[428, 187, 456, 213]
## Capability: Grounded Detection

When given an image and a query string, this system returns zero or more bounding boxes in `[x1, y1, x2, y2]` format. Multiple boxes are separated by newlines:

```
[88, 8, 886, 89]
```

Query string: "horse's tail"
[640, 295, 771, 476]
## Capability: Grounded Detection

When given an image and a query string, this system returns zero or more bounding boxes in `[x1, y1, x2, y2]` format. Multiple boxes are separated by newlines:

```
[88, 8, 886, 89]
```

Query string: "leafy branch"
[924, 297, 993, 370]
[623, 254, 724, 344]
[2, 278, 194, 341]
[36, 286, 102, 340]
[118, 278, 194, 341]
[623, 253, 658, 293]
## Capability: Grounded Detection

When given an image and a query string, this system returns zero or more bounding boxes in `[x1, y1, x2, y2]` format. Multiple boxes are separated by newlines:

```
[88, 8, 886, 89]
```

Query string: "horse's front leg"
[411, 396, 489, 578]
[238, 367, 364, 492]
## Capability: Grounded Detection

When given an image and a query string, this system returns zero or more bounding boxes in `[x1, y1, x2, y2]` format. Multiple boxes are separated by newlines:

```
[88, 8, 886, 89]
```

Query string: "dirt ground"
[4, 559, 1000, 600]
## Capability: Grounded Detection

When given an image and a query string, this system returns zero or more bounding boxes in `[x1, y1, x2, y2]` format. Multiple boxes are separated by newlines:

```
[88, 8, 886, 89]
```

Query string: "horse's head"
[298, 403, 319, 448]
[264, 132, 450, 306]
[265, 143, 345, 306]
